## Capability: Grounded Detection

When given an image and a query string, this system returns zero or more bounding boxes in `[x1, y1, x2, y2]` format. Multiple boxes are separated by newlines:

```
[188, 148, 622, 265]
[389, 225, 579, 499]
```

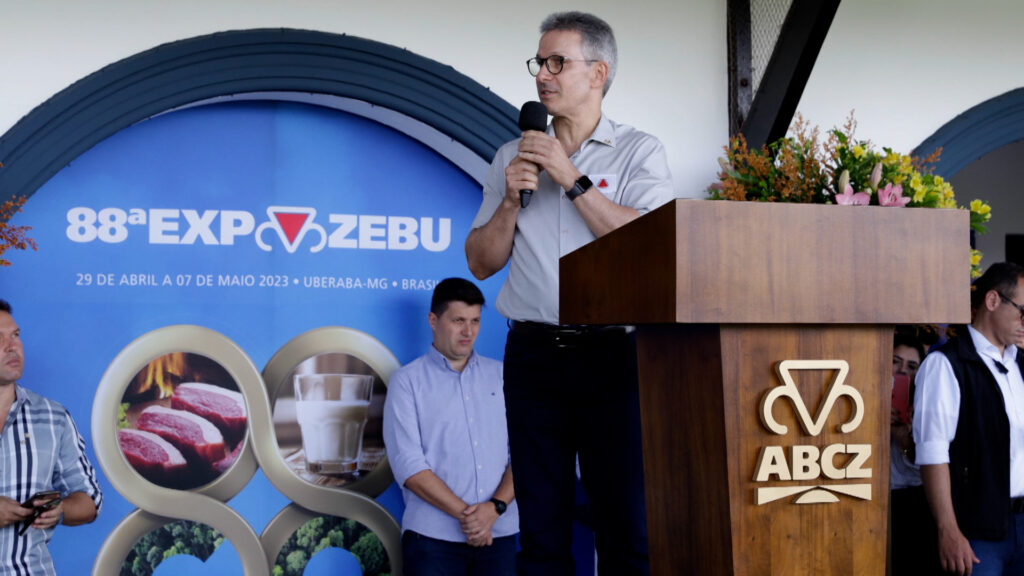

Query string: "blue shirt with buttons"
[383, 346, 518, 542]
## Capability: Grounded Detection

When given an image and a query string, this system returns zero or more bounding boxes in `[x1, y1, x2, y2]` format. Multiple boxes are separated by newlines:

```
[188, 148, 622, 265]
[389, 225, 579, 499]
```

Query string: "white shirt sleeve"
[913, 350, 961, 466]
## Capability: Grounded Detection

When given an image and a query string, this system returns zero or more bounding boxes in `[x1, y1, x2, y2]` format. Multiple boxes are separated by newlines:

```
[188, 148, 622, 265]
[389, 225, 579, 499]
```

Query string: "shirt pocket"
[588, 174, 618, 199]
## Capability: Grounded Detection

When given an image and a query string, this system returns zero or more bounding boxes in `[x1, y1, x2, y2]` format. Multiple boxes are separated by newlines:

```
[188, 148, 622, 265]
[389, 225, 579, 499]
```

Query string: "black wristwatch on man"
[566, 175, 593, 202]
[490, 497, 508, 515]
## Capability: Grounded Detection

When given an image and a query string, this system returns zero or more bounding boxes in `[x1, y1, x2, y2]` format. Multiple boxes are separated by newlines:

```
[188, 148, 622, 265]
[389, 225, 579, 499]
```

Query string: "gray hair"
[540, 11, 618, 96]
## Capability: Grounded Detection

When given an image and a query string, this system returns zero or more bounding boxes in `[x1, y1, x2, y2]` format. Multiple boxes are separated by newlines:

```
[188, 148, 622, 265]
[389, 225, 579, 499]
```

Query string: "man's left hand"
[459, 502, 499, 547]
[466, 529, 493, 547]
[517, 131, 579, 191]
[31, 499, 62, 531]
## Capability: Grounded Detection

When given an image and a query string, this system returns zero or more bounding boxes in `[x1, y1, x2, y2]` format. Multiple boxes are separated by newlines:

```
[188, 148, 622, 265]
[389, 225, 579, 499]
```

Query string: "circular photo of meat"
[116, 352, 248, 490]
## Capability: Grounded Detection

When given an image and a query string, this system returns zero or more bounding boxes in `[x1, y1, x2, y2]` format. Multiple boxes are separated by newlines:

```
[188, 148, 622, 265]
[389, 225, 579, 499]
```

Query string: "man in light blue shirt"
[0, 299, 103, 576]
[383, 278, 517, 575]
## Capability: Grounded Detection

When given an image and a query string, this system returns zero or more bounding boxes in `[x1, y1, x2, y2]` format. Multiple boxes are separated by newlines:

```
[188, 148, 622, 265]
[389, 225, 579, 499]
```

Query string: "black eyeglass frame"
[998, 293, 1024, 320]
[526, 55, 600, 77]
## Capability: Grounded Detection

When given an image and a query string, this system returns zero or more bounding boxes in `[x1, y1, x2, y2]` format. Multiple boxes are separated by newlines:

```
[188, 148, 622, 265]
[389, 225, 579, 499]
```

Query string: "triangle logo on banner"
[265, 206, 318, 253]
[598, 179, 609, 188]
[274, 212, 309, 244]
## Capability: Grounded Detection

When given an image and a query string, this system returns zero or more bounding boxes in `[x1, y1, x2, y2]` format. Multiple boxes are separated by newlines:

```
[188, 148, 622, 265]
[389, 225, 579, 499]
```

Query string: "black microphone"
[518, 101, 548, 208]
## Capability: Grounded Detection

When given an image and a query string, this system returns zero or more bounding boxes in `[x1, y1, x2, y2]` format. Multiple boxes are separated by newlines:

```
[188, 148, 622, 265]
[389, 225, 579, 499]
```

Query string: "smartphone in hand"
[892, 374, 911, 425]
[18, 491, 62, 535]
[20, 490, 60, 509]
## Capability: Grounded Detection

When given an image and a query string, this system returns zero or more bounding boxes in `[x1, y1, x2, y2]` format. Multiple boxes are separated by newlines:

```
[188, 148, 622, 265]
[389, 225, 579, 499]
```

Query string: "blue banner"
[1, 99, 509, 575]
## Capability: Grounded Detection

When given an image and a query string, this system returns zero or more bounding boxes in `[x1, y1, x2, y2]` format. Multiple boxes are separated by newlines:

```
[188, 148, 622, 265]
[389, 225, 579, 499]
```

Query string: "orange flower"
[0, 194, 38, 267]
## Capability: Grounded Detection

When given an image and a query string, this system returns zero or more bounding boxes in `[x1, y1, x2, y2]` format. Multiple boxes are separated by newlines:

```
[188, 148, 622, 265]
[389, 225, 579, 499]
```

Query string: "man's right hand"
[504, 156, 539, 207]
[937, 525, 980, 575]
[0, 496, 32, 528]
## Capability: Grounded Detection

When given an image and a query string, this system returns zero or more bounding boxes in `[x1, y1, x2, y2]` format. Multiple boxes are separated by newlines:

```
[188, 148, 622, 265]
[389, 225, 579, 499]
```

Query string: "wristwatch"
[490, 497, 508, 515]
[566, 175, 593, 202]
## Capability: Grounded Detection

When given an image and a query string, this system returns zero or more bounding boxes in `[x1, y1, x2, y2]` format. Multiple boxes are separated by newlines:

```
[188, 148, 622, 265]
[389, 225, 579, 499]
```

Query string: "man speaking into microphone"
[465, 11, 674, 575]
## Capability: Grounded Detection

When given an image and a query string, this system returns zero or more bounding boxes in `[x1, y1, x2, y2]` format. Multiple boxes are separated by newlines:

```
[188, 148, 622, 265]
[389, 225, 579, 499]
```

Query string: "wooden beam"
[740, 0, 841, 149]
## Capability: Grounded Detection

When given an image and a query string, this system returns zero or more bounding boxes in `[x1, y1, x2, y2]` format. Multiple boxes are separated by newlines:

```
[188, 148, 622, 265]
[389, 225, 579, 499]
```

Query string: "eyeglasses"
[526, 55, 599, 77]
[999, 293, 1024, 321]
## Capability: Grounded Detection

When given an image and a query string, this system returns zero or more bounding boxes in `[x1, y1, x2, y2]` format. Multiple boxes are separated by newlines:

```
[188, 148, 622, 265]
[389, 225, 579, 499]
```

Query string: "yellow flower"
[910, 174, 923, 191]
[852, 145, 865, 158]
[970, 199, 992, 216]
[884, 152, 901, 166]
[913, 190, 925, 203]
[971, 248, 984, 278]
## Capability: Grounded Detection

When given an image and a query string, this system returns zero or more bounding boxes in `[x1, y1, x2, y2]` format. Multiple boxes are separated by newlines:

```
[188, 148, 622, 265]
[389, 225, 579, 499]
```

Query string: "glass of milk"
[294, 373, 374, 475]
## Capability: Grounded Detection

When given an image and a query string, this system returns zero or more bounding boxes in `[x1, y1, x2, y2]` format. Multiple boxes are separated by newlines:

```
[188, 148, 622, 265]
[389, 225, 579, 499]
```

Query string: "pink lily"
[835, 182, 870, 205]
[869, 162, 883, 190]
[877, 183, 910, 207]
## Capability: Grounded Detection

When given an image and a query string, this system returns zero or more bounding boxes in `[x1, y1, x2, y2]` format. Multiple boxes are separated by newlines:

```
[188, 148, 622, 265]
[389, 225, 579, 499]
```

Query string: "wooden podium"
[559, 199, 970, 576]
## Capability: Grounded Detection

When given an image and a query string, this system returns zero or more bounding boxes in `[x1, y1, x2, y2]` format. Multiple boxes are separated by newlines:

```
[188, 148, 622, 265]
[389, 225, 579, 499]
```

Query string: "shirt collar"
[13, 384, 33, 404]
[4, 385, 30, 425]
[427, 345, 477, 372]
[968, 324, 1019, 365]
[546, 114, 616, 150]
[588, 114, 615, 148]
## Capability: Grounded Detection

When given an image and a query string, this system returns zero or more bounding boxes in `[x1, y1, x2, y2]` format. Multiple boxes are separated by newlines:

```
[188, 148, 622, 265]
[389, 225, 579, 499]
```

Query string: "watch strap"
[489, 497, 507, 515]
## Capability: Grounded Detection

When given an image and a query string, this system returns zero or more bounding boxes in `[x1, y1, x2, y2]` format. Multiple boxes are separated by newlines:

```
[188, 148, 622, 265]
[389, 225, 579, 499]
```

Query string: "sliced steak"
[118, 428, 187, 485]
[212, 440, 244, 474]
[171, 382, 247, 446]
[136, 405, 225, 467]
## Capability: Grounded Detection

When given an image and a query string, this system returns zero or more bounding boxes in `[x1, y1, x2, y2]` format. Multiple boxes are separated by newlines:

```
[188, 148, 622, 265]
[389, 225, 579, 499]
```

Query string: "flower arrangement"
[709, 114, 992, 278]
[0, 162, 37, 267]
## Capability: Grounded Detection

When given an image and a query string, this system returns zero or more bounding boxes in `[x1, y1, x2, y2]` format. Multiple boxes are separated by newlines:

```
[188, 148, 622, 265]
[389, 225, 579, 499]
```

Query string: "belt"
[1013, 497, 1024, 514]
[509, 320, 631, 344]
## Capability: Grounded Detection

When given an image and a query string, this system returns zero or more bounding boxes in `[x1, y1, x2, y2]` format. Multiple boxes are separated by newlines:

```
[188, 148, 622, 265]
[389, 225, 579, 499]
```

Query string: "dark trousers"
[890, 486, 940, 575]
[402, 530, 517, 576]
[504, 324, 649, 576]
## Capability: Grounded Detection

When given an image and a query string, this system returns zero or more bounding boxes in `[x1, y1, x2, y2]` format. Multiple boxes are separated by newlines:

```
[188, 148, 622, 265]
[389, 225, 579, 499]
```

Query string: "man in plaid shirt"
[0, 299, 102, 575]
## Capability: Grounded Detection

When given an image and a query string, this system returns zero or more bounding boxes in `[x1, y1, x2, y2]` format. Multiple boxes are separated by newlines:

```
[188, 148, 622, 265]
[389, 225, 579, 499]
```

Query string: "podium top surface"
[559, 199, 972, 325]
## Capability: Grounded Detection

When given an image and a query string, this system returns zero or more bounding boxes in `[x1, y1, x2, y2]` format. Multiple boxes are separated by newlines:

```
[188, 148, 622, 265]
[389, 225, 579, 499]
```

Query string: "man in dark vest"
[915, 262, 1024, 576]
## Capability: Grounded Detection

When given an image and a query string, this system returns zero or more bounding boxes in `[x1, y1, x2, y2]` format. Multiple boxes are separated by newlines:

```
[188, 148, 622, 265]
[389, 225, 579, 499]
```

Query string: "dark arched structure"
[0, 28, 519, 201]
[915, 87, 1024, 178]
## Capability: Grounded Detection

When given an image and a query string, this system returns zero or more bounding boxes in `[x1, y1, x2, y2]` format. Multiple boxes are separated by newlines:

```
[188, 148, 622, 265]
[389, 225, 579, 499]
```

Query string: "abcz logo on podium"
[754, 360, 872, 505]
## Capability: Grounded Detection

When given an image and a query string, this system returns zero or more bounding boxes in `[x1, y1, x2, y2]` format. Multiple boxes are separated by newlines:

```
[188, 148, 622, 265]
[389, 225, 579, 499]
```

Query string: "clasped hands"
[459, 501, 499, 547]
